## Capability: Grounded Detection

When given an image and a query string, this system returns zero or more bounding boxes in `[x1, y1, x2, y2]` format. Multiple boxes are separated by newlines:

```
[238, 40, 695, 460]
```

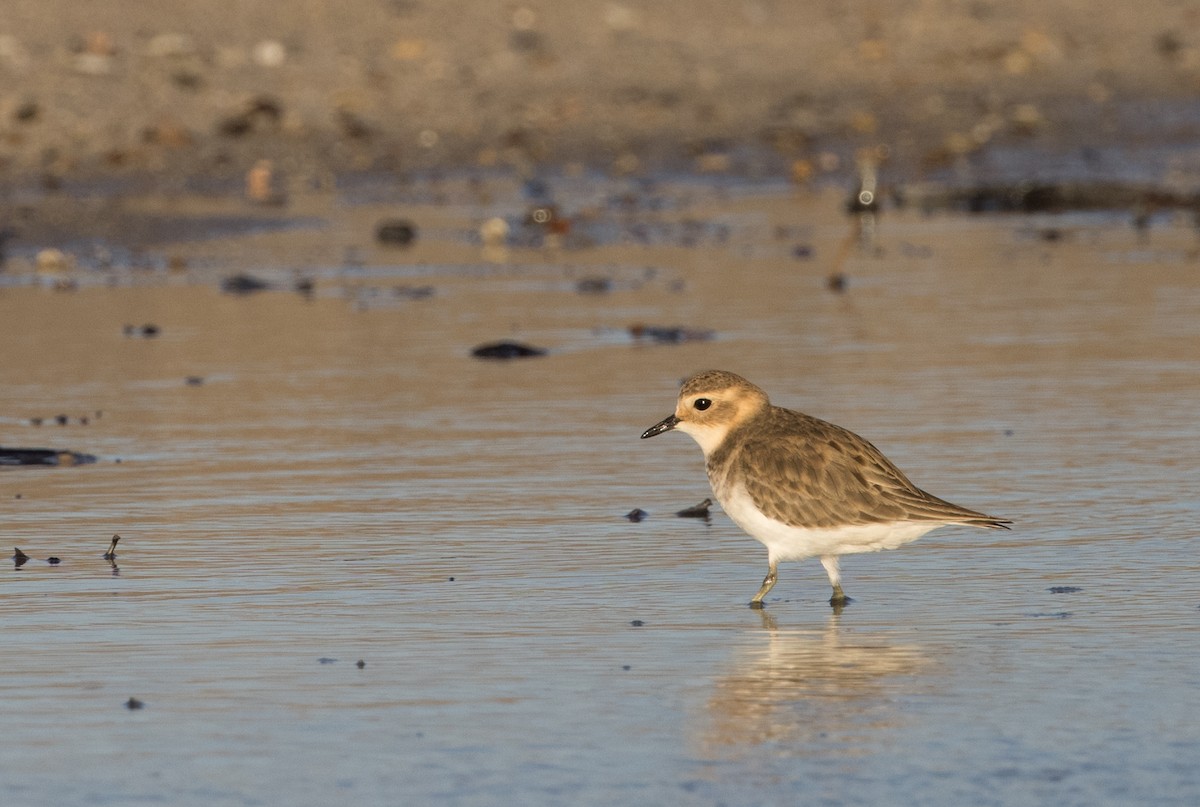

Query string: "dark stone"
[220, 274, 271, 295]
[792, 244, 814, 259]
[375, 219, 418, 247]
[14, 101, 39, 123]
[393, 285, 435, 300]
[470, 340, 547, 359]
[625, 508, 648, 522]
[576, 277, 611, 294]
[216, 114, 253, 138]
[675, 498, 712, 519]
[0, 447, 98, 466]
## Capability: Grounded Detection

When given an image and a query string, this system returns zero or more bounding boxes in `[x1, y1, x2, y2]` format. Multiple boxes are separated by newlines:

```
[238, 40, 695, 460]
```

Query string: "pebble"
[470, 340, 547, 359]
[479, 217, 510, 246]
[375, 219, 418, 247]
[576, 277, 611, 294]
[252, 40, 287, 68]
[220, 274, 271, 295]
[625, 508, 648, 522]
[393, 285, 435, 300]
[675, 499, 712, 519]
[245, 159, 284, 205]
[628, 324, 714, 344]
[35, 248, 71, 273]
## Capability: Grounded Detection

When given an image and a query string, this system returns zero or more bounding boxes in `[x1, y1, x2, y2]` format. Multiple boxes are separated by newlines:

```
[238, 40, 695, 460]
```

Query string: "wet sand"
[2, 175, 1199, 805]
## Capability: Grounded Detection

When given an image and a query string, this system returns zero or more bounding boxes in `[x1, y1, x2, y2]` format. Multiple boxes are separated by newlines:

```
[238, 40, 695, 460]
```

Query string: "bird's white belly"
[718, 486, 941, 562]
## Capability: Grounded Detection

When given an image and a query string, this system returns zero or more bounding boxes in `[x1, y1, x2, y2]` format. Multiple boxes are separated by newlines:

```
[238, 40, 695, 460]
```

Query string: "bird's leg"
[820, 556, 851, 606]
[749, 559, 778, 609]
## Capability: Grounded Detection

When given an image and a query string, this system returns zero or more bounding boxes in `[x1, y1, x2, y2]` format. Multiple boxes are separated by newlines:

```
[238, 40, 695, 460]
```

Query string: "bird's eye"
[693, 398, 712, 411]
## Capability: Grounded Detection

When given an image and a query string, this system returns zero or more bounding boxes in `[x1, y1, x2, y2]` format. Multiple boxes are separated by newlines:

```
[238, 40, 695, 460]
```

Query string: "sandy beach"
[2, 0, 1199, 190]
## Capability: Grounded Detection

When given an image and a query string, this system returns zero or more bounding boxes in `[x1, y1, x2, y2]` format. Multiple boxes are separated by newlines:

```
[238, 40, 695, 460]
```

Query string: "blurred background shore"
[2, 0, 1199, 191]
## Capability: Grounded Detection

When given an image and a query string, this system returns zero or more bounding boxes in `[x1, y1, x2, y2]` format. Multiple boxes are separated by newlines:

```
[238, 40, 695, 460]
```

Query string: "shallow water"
[2, 177, 1198, 806]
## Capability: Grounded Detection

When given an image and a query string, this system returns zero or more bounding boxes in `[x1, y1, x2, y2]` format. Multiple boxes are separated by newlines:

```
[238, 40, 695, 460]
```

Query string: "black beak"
[641, 414, 679, 439]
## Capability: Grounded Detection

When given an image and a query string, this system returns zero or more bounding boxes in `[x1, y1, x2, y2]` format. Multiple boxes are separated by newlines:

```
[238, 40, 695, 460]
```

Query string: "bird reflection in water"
[697, 610, 926, 754]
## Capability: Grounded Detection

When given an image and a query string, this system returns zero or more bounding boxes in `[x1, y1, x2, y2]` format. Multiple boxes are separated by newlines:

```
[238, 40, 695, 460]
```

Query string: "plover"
[641, 370, 1011, 607]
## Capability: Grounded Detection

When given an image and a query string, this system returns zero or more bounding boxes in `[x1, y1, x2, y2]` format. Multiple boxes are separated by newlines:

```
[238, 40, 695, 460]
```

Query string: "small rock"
[337, 108, 373, 140]
[470, 340, 547, 359]
[675, 498, 712, 519]
[625, 508, 648, 523]
[629, 620, 645, 627]
[393, 285, 434, 300]
[252, 39, 287, 68]
[0, 448, 97, 466]
[479, 217, 510, 246]
[375, 219, 418, 247]
[14, 100, 39, 123]
[628, 324, 714, 344]
[36, 248, 71, 273]
[125, 697, 144, 710]
[47, 556, 61, 565]
[576, 277, 611, 294]
[245, 159, 284, 205]
[220, 274, 271, 295]
[356, 660, 366, 669]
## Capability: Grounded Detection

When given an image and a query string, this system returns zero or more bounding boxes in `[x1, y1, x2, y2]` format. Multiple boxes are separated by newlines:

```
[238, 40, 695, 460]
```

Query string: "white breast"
[718, 485, 942, 563]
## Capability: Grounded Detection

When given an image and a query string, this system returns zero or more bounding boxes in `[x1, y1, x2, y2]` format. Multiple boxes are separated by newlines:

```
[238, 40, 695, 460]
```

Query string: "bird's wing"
[734, 411, 1007, 529]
